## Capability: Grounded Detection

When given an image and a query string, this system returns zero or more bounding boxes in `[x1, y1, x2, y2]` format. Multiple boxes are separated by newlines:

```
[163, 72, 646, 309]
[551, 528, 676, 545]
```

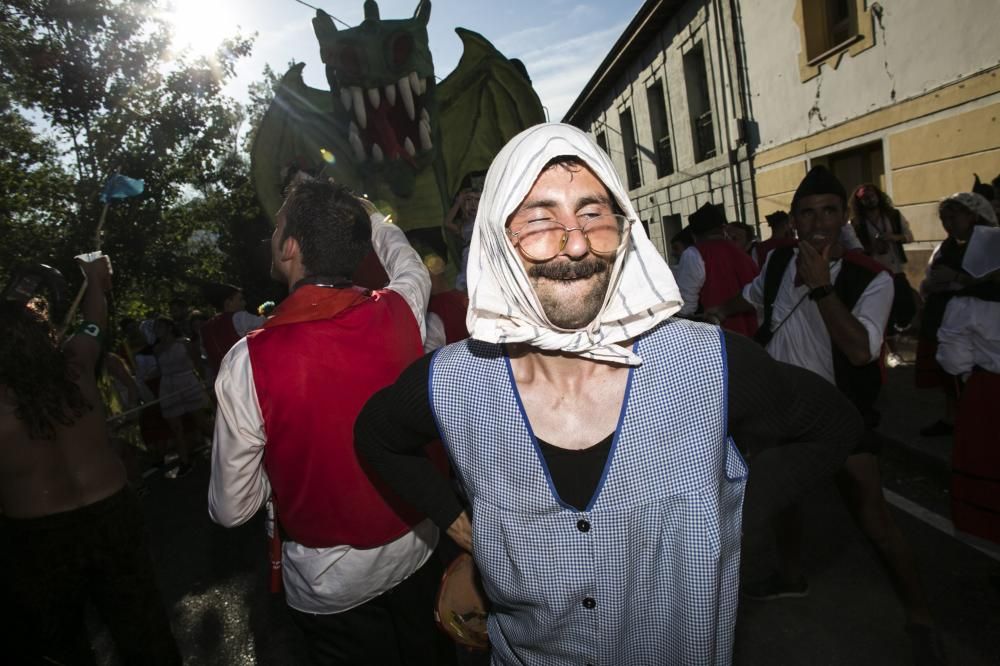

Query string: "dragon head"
[313, 1, 435, 197]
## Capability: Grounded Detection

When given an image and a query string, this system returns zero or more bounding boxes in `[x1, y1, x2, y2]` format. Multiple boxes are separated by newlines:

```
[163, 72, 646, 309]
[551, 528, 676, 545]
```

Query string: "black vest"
[853, 209, 907, 266]
[757, 246, 884, 426]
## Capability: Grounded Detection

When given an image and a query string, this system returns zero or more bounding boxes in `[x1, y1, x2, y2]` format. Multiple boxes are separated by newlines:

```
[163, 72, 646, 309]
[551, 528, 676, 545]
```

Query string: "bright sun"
[163, 0, 234, 57]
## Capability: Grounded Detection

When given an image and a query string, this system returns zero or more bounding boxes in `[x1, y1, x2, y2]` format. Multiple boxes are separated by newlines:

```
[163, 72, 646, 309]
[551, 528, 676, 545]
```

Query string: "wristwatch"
[808, 285, 835, 301]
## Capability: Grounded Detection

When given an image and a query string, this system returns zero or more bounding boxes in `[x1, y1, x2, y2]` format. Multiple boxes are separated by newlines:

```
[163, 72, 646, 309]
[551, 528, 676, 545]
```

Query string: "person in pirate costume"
[710, 165, 944, 664]
[849, 182, 916, 366]
[0, 257, 179, 665]
[208, 179, 451, 665]
[355, 123, 862, 665]
[916, 192, 998, 437]
[675, 201, 760, 337]
[936, 224, 1000, 545]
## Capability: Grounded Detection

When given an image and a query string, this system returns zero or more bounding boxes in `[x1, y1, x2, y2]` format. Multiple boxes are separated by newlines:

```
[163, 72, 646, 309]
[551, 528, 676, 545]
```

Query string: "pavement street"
[90, 342, 999, 665]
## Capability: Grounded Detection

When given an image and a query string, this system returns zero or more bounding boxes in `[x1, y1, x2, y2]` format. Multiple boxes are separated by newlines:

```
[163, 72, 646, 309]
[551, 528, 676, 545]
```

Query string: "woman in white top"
[936, 225, 1000, 545]
[153, 316, 210, 478]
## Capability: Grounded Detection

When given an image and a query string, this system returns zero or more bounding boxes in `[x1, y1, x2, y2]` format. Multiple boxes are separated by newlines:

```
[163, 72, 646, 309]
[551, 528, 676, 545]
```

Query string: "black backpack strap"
[753, 245, 795, 347]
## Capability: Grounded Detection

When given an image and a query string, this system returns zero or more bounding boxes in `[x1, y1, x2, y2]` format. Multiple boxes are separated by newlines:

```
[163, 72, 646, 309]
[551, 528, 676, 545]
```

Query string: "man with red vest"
[208, 179, 445, 664]
[675, 202, 759, 336]
[199, 284, 264, 377]
[708, 165, 943, 662]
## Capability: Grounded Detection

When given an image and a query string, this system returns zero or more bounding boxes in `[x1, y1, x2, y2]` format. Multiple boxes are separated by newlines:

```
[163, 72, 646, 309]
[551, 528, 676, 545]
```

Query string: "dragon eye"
[388, 32, 413, 68]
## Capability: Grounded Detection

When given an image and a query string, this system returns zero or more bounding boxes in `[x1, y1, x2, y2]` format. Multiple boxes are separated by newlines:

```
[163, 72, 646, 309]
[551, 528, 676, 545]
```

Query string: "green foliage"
[0, 0, 277, 321]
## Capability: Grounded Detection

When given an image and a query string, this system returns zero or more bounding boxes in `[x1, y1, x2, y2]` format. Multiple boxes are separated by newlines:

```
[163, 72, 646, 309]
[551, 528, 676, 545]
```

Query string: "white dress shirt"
[936, 297, 1000, 378]
[675, 246, 705, 316]
[742, 250, 893, 384]
[208, 213, 437, 614]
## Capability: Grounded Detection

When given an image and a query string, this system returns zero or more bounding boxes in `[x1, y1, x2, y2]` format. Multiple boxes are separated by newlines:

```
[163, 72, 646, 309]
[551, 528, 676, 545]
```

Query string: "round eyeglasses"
[507, 214, 632, 261]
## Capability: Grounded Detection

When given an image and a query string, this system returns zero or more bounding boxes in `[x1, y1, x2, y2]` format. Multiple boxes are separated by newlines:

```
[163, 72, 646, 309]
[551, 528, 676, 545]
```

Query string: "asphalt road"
[88, 361, 999, 665]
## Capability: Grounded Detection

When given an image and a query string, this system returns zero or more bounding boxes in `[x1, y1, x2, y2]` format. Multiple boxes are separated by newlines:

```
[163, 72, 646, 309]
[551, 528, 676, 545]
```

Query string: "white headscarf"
[465, 123, 682, 366]
[962, 225, 1000, 279]
[941, 192, 998, 227]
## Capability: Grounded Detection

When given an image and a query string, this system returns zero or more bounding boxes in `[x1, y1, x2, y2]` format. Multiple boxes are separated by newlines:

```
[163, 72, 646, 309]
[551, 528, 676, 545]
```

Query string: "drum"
[435, 552, 489, 650]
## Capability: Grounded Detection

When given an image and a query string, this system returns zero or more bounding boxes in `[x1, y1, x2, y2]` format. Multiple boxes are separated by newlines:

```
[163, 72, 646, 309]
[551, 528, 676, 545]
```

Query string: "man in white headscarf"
[356, 124, 861, 664]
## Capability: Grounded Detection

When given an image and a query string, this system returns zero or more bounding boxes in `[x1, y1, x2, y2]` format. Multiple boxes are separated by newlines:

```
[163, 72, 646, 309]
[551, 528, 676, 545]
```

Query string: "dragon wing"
[436, 28, 546, 200]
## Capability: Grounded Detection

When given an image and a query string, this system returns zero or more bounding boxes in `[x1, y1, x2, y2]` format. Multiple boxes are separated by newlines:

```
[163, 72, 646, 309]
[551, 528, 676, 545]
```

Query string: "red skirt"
[951, 370, 1000, 545]
[914, 337, 947, 389]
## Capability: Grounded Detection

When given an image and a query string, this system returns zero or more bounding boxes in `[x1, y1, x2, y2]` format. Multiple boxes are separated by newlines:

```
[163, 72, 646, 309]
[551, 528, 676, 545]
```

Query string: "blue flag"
[100, 174, 145, 203]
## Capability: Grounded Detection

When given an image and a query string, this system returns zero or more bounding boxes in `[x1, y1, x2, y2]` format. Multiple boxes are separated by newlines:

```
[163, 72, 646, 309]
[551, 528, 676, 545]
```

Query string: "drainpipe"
[729, 0, 759, 229]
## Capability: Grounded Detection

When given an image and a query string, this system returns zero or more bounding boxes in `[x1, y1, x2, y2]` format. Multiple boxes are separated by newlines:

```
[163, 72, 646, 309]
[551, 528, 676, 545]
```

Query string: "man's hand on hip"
[447, 511, 473, 553]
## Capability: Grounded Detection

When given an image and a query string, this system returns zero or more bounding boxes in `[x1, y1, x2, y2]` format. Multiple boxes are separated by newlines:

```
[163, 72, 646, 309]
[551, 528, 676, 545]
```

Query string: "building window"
[683, 44, 715, 163]
[595, 130, 609, 155]
[620, 108, 641, 190]
[803, 0, 857, 62]
[796, 0, 873, 82]
[646, 80, 674, 178]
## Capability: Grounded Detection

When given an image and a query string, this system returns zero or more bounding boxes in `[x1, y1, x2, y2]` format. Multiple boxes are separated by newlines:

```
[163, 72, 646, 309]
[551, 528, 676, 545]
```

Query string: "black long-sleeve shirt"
[355, 330, 862, 535]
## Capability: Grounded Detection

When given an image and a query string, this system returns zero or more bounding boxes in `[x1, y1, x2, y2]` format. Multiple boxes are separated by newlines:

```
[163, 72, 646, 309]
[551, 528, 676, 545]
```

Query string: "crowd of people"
[1, 122, 998, 665]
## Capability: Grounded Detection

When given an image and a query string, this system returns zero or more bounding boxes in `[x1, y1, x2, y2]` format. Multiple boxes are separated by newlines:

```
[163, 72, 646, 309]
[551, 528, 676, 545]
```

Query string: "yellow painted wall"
[890, 102, 1000, 169]
[893, 148, 1000, 206]
[755, 161, 808, 198]
[754, 67, 1000, 169]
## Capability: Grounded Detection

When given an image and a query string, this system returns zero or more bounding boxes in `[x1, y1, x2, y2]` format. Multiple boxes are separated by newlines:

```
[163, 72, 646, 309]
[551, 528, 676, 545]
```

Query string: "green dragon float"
[251, 0, 545, 264]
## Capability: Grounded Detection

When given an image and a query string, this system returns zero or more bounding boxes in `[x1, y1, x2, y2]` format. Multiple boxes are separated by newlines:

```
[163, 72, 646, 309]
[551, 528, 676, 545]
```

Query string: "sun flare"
[163, 0, 234, 57]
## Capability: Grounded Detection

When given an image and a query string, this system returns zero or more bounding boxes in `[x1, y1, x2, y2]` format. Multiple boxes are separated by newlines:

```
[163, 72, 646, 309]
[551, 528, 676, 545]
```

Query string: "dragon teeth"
[348, 122, 365, 161]
[420, 108, 430, 124]
[408, 71, 421, 97]
[367, 87, 380, 110]
[403, 137, 416, 157]
[340, 88, 352, 111]
[419, 120, 432, 151]
[351, 86, 366, 129]
[384, 83, 396, 106]
[398, 75, 415, 121]
[371, 143, 384, 163]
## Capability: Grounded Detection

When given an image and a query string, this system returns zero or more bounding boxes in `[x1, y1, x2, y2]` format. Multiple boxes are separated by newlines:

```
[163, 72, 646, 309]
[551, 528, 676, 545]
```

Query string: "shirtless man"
[0, 256, 179, 665]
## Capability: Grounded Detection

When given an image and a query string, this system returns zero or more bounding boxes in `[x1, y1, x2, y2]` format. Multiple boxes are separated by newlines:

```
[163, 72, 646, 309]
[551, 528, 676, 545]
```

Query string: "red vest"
[695, 239, 759, 337]
[428, 290, 469, 344]
[247, 285, 425, 549]
[201, 312, 241, 375]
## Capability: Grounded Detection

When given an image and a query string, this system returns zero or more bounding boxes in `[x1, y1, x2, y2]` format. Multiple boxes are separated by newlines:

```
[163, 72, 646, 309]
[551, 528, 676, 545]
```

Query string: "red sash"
[248, 285, 425, 549]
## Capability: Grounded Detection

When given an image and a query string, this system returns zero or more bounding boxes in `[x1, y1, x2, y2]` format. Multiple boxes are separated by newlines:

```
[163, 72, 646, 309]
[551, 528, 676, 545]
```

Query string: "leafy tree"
[0, 0, 257, 319]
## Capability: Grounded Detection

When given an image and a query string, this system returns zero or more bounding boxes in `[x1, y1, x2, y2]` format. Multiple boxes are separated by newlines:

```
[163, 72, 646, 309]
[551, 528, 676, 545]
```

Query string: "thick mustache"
[528, 257, 610, 280]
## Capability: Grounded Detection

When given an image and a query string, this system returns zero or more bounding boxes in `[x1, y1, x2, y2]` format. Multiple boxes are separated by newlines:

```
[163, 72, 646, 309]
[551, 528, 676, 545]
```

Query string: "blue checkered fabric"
[430, 318, 747, 665]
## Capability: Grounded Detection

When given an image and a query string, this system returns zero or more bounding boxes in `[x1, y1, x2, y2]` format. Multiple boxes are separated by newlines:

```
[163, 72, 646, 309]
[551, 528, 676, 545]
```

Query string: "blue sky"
[168, 0, 645, 121]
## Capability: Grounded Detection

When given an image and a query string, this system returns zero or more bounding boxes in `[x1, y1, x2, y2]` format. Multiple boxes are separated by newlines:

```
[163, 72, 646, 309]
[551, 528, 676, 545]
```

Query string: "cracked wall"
[741, 0, 1000, 150]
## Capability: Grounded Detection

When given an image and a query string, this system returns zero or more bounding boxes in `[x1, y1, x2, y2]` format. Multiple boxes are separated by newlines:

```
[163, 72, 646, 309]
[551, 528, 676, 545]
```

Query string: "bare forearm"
[81, 275, 107, 329]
